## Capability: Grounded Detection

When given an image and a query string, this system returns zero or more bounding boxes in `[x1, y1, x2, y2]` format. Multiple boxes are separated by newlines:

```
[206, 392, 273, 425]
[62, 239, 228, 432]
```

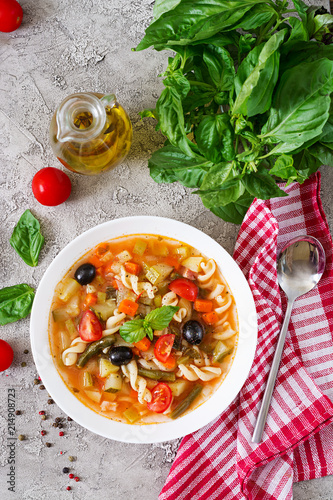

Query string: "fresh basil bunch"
[136, 0, 333, 223]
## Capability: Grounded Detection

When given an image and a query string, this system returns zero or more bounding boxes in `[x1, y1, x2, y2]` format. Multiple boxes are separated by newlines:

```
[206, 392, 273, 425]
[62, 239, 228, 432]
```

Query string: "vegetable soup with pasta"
[49, 234, 238, 424]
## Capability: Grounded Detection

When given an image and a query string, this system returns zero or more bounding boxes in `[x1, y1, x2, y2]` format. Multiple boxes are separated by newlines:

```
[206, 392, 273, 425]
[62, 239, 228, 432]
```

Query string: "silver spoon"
[252, 235, 326, 444]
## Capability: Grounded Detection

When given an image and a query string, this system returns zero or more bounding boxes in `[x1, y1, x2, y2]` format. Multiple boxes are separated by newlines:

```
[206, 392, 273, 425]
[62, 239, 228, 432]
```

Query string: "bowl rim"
[30, 216, 257, 443]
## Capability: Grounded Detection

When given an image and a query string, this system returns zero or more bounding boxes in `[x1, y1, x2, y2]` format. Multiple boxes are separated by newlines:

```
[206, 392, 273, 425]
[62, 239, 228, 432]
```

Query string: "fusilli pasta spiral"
[121, 360, 152, 404]
[177, 363, 222, 382]
[103, 308, 126, 335]
[62, 336, 89, 366]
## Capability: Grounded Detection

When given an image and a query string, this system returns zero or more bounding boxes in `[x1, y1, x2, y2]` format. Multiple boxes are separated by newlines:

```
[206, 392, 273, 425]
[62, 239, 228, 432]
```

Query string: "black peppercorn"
[63, 467, 70, 474]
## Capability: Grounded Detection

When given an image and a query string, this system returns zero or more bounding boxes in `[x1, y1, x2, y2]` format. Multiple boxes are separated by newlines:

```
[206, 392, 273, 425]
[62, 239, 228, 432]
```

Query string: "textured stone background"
[0, 0, 333, 499]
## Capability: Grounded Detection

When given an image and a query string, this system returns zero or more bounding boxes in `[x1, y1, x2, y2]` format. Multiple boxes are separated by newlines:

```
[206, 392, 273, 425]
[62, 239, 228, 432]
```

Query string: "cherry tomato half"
[32, 167, 72, 206]
[0, 0, 23, 33]
[169, 278, 199, 302]
[79, 310, 103, 342]
[0, 339, 14, 371]
[147, 382, 172, 413]
[154, 334, 175, 363]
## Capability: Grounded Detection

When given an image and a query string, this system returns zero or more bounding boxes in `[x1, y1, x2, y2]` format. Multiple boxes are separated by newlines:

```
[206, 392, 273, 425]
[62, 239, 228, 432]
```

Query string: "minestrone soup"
[49, 234, 238, 424]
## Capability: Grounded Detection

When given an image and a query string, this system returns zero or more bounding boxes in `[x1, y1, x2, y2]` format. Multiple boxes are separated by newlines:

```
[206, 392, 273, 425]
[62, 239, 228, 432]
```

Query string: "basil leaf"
[233, 30, 287, 117]
[156, 87, 195, 157]
[163, 70, 191, 100]
[119, 319, 146, 344]
[197, 163, 244, 208]
[0, 284, 35, 325]
[136, 0, 268, 51]
[242, 168, 288, 200]
[153, 0, 181, 21]
[210, 193, 254, 224]
[291, 0, 308, 22]
[149, 145, 211, 188]
[269, 154, 299, 185]
[292, 149, 321, 182]
[203, 45, 235, 91]
[195, 114, 235, 163]
[10, 210, 44, 267]
[308, 143, 333, 167]
[261, 58, 333, 145]
[144, 306, 179, 331]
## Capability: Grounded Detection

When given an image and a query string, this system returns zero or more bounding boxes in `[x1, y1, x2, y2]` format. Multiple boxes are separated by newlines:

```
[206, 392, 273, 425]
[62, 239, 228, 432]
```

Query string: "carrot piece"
[88, 255, 104, 268]
[161, 354, 176, 370]
[84, 293, 97, 307]
[132, 347, 141, 357]
[134, 337, 151, 352]
[194, 299, 213, 313]
[118, 299, 139, 316]
[164, 256, 181, 270]
[103, 260, 114, 276]
[124, 261, 141, 276]
[111, 279, 119, 290]
[202, 311, 219, 325]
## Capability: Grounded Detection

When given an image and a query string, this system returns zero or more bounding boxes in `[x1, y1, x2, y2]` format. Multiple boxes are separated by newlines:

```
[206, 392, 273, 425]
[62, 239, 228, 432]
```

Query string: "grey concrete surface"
[0, 1, 332, 499]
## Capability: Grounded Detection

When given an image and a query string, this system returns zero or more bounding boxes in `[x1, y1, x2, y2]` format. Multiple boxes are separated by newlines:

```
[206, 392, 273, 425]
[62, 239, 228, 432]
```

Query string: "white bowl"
[30, 216, 257, 443]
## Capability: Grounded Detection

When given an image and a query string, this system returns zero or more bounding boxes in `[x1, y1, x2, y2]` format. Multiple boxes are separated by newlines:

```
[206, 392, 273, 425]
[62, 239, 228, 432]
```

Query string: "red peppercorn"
[66, 486, 71, 491]
[39, 411, 45, 415]
[59, 431, 64, 436]
[74, 477, 80, 482]
[69, 473, 74, 479]
[41, 430, 46, 436]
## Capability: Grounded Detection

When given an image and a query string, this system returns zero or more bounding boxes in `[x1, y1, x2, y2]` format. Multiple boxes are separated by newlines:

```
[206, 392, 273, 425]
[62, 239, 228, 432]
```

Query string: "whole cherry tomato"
[147, 383, 172, 413]
[79, 310, 103, 342]
[0, 339, 14, 371]
[0, 0, 23, 33]
[154, 334, 175, 363]
[32, 167, 72, 206]
[169, 278, 199, 302]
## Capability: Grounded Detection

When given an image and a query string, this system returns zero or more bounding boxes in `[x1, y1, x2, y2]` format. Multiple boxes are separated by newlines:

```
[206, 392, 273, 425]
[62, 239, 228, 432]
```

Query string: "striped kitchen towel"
[160, 172, 333, 500]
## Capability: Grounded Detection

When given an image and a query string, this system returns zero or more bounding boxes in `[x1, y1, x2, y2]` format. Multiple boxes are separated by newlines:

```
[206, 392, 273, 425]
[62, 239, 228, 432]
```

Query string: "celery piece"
[154, 294, 162, 307]
[99, 358, 119, 378]
[95, 274, 105, 286]
[168, 379, 189, 397]
[83, 371, 94, 388]
[176, 246, 191, 260]
[212, 341, 232, 363]
[145, 266, 161, 285]
[91, 302, 116, 321]
[123, 407, 140, 424]
[133, 239, 147, 256]
[52, 308, 69, 322]
[145, 263, 173, 285]
[97, 292, 107, 303]
[59, 331, 70, 351]
[85, 390, 102, 403]
[182, 256, 204, 272]
[65, 319, 77, 337]
[59, 278, 81, 302]
[104, 373, 122, 393]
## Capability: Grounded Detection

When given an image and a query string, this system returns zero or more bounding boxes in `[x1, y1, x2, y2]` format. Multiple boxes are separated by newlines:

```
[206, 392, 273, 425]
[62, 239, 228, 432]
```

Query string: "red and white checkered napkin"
[160, 172, 333, 500]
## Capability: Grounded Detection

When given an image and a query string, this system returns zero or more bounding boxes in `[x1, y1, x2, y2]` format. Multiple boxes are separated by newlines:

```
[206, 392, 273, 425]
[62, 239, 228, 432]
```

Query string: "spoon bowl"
[277, 236, 326, 301]
[252, 235, 326, 443]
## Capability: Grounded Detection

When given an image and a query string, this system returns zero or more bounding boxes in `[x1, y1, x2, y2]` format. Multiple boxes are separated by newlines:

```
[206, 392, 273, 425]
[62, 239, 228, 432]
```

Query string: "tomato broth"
[49, 234, 238, 424]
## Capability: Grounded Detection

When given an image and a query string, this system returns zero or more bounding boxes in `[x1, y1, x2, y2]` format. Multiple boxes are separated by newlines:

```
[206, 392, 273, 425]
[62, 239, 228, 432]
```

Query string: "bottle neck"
[56, 93, 106, 143]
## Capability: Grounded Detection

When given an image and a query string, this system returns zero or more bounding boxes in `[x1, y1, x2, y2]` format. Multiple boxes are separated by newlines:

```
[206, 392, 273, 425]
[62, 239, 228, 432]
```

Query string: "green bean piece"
[170, 385, 203, 419]
[137, 367, 176, 382]
[76, 335, 116, 368]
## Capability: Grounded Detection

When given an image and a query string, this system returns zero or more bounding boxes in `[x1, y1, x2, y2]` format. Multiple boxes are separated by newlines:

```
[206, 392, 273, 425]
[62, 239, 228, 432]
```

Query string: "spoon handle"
[252, 299, 295, 443]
